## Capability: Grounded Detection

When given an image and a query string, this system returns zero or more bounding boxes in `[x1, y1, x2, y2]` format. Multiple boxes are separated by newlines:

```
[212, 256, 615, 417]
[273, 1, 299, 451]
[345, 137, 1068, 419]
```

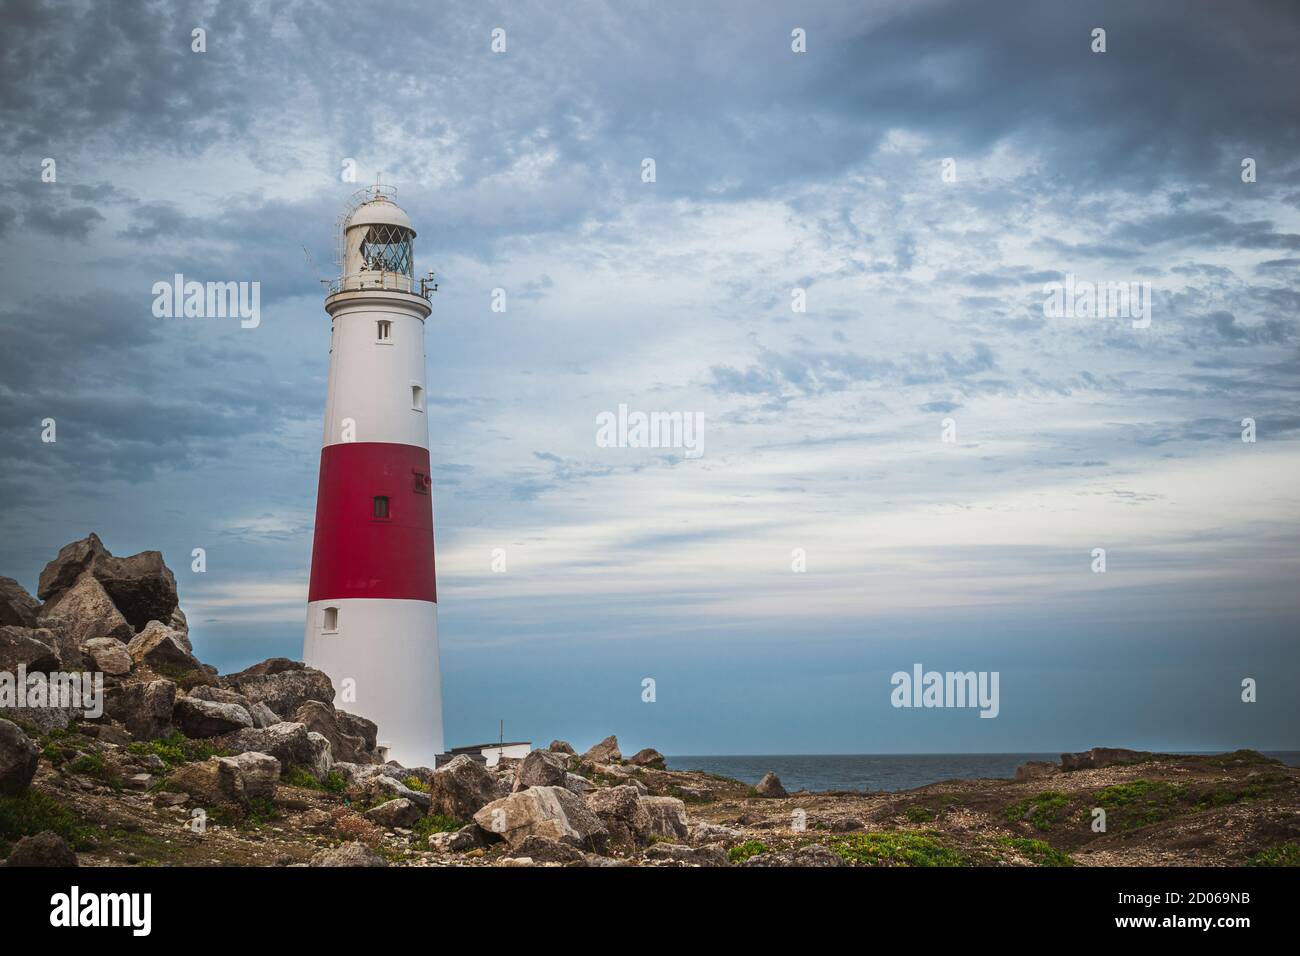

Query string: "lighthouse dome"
[346, 194, 416, 237]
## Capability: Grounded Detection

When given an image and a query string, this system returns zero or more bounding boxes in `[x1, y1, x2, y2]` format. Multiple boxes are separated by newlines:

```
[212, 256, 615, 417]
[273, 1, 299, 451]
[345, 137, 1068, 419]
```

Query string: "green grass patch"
[728, 840, 770, 863]
[67, 753, 122, 789]
[282, 765, 347, 793]
[0, 791, 96, 854]
[412, 815, 462, 840]
[830, 832, 964, 867]
[126, 732, 230, 769]
[402, 776, 429, 793]
[1247, 843, 1300, 867]
[1004, 791, 1071, 831]
[905, 806, 936, 824]
[1000, 837, 1074, 867]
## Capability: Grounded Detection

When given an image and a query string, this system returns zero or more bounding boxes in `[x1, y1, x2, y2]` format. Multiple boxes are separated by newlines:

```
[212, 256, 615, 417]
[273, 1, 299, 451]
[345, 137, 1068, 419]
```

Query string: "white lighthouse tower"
[303, 184, 444, 767]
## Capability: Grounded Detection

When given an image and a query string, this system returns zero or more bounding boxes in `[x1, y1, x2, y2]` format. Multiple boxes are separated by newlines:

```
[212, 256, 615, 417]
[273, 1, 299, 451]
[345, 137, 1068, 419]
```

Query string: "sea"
[665, 752, 1300, 793]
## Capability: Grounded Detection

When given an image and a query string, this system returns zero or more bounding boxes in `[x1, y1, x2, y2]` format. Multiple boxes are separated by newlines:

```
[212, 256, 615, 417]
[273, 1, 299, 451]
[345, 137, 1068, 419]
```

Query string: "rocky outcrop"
[310, 841, 386, 867]
[548, 739, 575, 755]
[755, 771, 787, 797]
[292, 700, 370, 763]
[37, 534, 177, 632]
[474, 786, 609, 851]
[336, 711, 378, 754]
[38, 572, 134, 647]
[364, 798, 423, 829]
[585, 784, 651, 846]
[0, 719, 39, 795]
[221, 658, 334, 719]
[1060, 747, 1154, 772]
[361, 773, 429, 810]
[230, 752, 280, 801]
[103, 679, 176, 740]
[127, 621, 199, 674]
[0, 625, 61, 674]
[641, 796, 689, 841]
[513, 748, 569, 791]
[0, 578, 40, 628]
[428, 754, 507, 819]
[167, 757, 246, 807]
[507, 835, 586, 864]
[174, 696, 253, 738]
[2, 832, 78, 867]
[83, 637, 132, 676]
[644, 843, 728, 866]
[582, 735, 621, 764]
[217, 722, 323, 773]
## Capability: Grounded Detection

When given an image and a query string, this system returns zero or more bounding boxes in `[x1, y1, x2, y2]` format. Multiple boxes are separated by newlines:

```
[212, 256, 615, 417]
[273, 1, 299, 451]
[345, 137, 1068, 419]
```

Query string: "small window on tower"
[373, 495, 390, 519]
[376, 320, 392, 342]
[413, 471, 428, 494]
[322, 606, 339, 633]
[411, 384, 425, 411]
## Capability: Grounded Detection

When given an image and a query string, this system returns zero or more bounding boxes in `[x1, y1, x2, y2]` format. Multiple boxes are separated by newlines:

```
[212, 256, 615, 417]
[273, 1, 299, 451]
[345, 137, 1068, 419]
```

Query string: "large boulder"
[644, 843, 728, 866]
[628, 747, 666, 768]
[2, 832, 78, 867]
[0, 719, 39, 796]
[166, 756, 246, 807]
[641, 796, 689, 841]
[38, 572, 134, 647]
[585, 784, 652, 846]
[362, 773, 430, 810]
[310, 842, 386, 867]
[127, 621, 200, 674]
[473, 786, 609, 851]
[217, 722, 321, 772]
[428, 754, 507, 819]
[173, 696, 253, 738]
[0, 578, 40, 628]
[336, 710, 378, 754]
[582, 735, 621, 764]
[548, 739, 575, 755]
[82, 637, 132, 676]
[364, 798, 423, 829]
[103, 679, 176, 740]
[755, 771, 787, 798]
[507, 835, 586, 864]
[186, 685, 255, 711]
[513, 749, 569, 791]
[230, 751, 280, 800]
[221, 658, 334, 719]
[0, 626, 61, 674]
[38, 534, 177, 632]
[293, 700, 370, 763]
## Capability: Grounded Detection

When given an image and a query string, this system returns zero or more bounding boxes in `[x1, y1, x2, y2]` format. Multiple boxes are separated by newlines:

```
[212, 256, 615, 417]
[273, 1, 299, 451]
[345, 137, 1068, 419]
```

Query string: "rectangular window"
[413, 471, 428, 494]
[322, 606, 339, 633]
[376, 320, 392, 342]
[373, 495, 390, 519]
[411, 384, 425, 411]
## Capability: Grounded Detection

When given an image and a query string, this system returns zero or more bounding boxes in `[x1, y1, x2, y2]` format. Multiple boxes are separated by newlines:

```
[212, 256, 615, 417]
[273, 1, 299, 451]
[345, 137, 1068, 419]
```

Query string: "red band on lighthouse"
[307, 441, 437, 604]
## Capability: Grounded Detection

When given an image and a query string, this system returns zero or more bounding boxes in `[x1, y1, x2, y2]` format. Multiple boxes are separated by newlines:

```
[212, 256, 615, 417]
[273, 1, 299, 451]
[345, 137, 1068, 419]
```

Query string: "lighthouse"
[303, 185, 444, 767]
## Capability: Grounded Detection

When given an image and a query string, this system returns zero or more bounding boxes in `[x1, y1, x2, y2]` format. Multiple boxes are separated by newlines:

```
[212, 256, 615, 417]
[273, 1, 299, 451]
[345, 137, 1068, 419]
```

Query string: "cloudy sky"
[1, 0, 1297, 755]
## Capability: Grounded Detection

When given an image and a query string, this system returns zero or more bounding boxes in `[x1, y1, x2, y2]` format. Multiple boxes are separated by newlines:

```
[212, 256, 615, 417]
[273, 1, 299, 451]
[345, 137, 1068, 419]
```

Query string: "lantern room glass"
[360, 224, 414, 277]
